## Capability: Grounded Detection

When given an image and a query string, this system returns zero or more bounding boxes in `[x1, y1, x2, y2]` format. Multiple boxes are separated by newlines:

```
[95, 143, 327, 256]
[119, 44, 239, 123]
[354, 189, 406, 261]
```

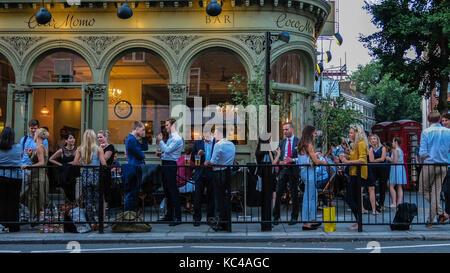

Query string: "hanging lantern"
[206, 0, 222, 16]
[118, 3, 133, 19]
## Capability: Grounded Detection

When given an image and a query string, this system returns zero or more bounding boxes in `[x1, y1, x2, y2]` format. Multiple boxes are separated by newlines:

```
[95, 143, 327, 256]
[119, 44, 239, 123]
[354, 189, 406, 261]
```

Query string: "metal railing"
[0, 162, 448, 233]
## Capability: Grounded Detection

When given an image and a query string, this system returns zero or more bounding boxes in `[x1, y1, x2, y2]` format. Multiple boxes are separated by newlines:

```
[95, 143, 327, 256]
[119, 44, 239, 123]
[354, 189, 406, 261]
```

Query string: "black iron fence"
[0, 162, 448, 233]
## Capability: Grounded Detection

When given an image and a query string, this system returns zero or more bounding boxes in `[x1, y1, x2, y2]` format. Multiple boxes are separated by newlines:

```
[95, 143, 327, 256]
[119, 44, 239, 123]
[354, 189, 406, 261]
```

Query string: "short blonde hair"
[98, 130, 110, 139]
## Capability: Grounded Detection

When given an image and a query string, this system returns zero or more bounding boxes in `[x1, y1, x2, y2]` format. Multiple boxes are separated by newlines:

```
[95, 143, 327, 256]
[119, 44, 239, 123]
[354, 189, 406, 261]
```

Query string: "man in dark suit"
[273, 122, 300, 225]
[191, 130, 216, 226]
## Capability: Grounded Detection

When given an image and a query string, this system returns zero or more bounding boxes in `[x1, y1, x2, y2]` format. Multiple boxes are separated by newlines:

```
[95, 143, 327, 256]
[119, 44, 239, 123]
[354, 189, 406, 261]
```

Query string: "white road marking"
[190, 246, 344, 251]
[0, 250, 21, 253]
[31, 246, 184, 253]
[356, 243, 450, 250]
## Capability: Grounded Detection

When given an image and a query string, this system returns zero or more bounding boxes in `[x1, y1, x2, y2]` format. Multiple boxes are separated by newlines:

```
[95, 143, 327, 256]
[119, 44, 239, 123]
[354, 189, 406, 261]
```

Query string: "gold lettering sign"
[27, 14, 96, 29]
[276, 13, 313, 34]
[205, 14, 233, 25]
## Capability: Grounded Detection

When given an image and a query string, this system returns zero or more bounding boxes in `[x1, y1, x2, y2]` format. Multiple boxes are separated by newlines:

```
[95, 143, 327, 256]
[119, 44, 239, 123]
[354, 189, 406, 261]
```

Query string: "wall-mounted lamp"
[118, 2, 133, 19]
[206, 0, 222, 16]
[36, 0, 52, 25]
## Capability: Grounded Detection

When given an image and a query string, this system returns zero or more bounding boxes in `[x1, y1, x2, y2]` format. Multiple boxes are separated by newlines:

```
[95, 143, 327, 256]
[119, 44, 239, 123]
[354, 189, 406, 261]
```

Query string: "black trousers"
[162, 160, 181, 220]
[214, 170, 231, 230]
[273, 166, 300, 220]
[193, 174, 215, 222]
[368, 166, 389, 207]
[346, 176, 365, 221]
[0, 177, 21, 232]
[444, 168, 450, 215]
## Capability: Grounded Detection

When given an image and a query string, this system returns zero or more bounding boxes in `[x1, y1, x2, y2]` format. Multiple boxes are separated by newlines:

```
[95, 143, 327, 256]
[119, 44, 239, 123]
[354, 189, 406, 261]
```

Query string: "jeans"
[302, 176, 318, 222]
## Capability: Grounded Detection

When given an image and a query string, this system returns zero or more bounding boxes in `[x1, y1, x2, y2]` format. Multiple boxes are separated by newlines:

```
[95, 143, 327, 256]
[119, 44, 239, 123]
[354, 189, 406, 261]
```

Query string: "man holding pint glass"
[191, 130, 216, 227]
[157, 118, 184, 226]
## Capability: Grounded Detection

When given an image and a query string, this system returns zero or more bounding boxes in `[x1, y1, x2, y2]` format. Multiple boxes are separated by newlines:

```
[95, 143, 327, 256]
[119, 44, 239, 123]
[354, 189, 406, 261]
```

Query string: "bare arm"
[49, 149, 63, 166]
[368, 147, 375, 163]
[104, 150, 113, 163]
[307, 144, 327, 165]
[73, 148, 81, 166]
[31, 146, 46, 167]
[374, 147, 387, 163]
[272, 147, 281, 165]
[98, 147, 107, 166]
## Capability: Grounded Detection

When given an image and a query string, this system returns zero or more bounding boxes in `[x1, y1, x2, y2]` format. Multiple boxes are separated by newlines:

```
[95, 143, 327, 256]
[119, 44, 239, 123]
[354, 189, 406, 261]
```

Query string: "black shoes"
[193, 221, 201, 227]
[158, 216, 173, 222]
[168, 218, 182, 226]
[288, 218, 298, 226]
[212, 224, 231, 232]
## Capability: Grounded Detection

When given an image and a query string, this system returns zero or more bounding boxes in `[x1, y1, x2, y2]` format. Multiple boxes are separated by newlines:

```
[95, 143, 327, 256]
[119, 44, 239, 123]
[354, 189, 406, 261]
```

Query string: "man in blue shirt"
[20, 119, 49, 166]
[418, 112, 450, 227]
[157, 118, 184, 226]
[124, 121, 148, 211]
[191, 130, 216, 227]
[205, 126, 235, 232]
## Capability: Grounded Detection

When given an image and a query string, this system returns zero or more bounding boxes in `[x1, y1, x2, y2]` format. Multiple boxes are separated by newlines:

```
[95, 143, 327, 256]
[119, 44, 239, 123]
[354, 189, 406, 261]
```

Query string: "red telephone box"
[395, 120, 422, 189]
[371, 122, 392, 144]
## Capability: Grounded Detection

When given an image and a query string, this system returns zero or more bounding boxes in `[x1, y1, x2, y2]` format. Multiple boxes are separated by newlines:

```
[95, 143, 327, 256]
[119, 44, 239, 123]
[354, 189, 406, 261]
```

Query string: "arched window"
[32, 50, 92, 82]
[186, 48, 247, 143]
[270, 52, 305, 86]
[0, 54, 15, 130]
[108, 49, 170, 145]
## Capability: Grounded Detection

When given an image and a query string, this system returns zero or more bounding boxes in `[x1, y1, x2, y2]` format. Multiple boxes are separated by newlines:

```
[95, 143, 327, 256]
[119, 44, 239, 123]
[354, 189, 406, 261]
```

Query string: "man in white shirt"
[157, 118, 184, 226]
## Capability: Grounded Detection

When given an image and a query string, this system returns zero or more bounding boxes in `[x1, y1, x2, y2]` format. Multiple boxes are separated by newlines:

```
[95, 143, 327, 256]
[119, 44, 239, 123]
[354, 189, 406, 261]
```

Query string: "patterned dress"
[80, 148, 101, 222]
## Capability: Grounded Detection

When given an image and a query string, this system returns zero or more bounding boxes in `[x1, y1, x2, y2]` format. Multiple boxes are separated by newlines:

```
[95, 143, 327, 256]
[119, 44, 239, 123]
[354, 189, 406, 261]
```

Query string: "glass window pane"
[32, 51, 92, 82]
[270, 52, 305, 86]
[186, 49, 247, 144]
[108, 50, 169, 145]
[0, 54, 15, 130]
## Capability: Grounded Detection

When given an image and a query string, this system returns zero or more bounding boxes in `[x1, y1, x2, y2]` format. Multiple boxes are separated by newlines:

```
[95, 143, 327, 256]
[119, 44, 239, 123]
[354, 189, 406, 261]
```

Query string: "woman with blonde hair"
[368, 134, 388, 213]
[73, 129, 106, 230]
[340, 124, 368, 230]
[21, 128, 49, 223]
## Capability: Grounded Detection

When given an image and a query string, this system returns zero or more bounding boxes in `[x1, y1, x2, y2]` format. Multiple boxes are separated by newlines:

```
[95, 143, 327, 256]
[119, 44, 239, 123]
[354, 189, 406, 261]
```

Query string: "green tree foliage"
[227, 68, 295, 120]
[351, 61, 422, 122]
[312, 95, 361, 151]
[362, 0, 449, 114]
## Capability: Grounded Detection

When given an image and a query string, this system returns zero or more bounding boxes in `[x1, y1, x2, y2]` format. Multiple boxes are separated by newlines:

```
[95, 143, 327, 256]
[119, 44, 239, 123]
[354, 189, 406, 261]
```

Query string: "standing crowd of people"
[0, 111, 448, 233]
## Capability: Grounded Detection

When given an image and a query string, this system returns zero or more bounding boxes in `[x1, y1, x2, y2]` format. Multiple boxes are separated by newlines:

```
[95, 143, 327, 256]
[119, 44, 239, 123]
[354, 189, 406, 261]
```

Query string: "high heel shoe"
[302, 225, 318, 231]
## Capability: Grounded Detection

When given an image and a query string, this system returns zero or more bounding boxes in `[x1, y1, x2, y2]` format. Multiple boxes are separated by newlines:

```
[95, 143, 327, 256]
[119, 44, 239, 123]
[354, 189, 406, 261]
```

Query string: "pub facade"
[0, 0, 332, 163]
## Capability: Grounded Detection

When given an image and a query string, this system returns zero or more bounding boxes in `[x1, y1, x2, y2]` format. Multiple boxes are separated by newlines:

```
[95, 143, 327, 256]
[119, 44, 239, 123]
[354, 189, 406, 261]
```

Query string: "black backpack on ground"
[390, 203, 418, 231]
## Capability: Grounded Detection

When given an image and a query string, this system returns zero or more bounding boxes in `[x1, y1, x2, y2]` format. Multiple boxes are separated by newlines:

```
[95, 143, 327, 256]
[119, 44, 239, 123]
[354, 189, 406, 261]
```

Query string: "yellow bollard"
[323, 206, 336, 232]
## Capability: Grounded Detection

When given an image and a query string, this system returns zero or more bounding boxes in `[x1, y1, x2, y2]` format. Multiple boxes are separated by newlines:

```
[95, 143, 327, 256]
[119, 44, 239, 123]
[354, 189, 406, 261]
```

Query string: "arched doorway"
[186, 48, 247, 143]
[107, 49, 170, 145]
[0, 54, 15, 131]
[30, 50, 93, 152]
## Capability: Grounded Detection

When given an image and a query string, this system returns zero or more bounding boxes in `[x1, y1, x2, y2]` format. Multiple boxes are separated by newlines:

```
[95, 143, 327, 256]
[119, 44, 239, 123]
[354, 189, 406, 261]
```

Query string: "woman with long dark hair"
[0, 127, 22, 232]
[297, 125, 328, 230]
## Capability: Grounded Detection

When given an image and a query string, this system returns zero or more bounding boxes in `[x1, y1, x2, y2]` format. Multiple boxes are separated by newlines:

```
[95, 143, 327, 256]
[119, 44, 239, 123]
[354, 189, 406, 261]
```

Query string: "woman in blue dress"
[386, 137, 407, 208]
[297, 125, 328, 231]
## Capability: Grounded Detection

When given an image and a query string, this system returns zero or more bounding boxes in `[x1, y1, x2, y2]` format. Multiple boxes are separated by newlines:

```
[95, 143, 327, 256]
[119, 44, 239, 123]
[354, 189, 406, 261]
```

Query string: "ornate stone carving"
[168, 84, 186, 100]
[0, 36, 44, 56]
[233, 35, 275, 55]
[154, 35, 201, 54]
[76, 36, 122, 56]
[87, 84, 107, 101]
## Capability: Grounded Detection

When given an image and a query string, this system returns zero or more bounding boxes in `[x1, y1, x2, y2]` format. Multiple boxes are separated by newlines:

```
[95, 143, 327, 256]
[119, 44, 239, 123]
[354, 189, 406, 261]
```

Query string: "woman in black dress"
[97, 130, 116, 211]
[49, 132, 77, 202]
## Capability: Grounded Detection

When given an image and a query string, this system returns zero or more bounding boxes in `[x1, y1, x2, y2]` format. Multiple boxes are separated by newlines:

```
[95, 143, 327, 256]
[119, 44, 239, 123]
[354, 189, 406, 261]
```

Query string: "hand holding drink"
[198, 150, 205, 156]
[156, 148, 162, 158]
[195, 155, 201, 166]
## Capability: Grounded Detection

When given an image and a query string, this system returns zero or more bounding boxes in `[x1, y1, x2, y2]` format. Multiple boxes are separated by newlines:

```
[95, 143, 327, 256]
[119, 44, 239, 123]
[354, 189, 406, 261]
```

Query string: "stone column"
[11, 84, 32, 142]
[86, 84, 107, 133]
[168, 83, 186, 114]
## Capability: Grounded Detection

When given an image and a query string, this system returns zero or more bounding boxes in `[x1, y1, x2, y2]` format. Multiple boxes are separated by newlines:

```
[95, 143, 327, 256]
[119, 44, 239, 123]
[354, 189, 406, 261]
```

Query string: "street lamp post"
[263, 31, 290, 231]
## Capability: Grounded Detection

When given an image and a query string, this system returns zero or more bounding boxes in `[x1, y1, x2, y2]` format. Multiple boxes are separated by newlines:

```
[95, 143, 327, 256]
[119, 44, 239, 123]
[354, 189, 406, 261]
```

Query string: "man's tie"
[287, 138, 292, 159]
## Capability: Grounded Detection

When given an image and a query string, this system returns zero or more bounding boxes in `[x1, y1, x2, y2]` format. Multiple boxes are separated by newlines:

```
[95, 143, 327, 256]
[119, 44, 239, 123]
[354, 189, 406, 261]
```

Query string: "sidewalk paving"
[2, 222, 450, 244]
